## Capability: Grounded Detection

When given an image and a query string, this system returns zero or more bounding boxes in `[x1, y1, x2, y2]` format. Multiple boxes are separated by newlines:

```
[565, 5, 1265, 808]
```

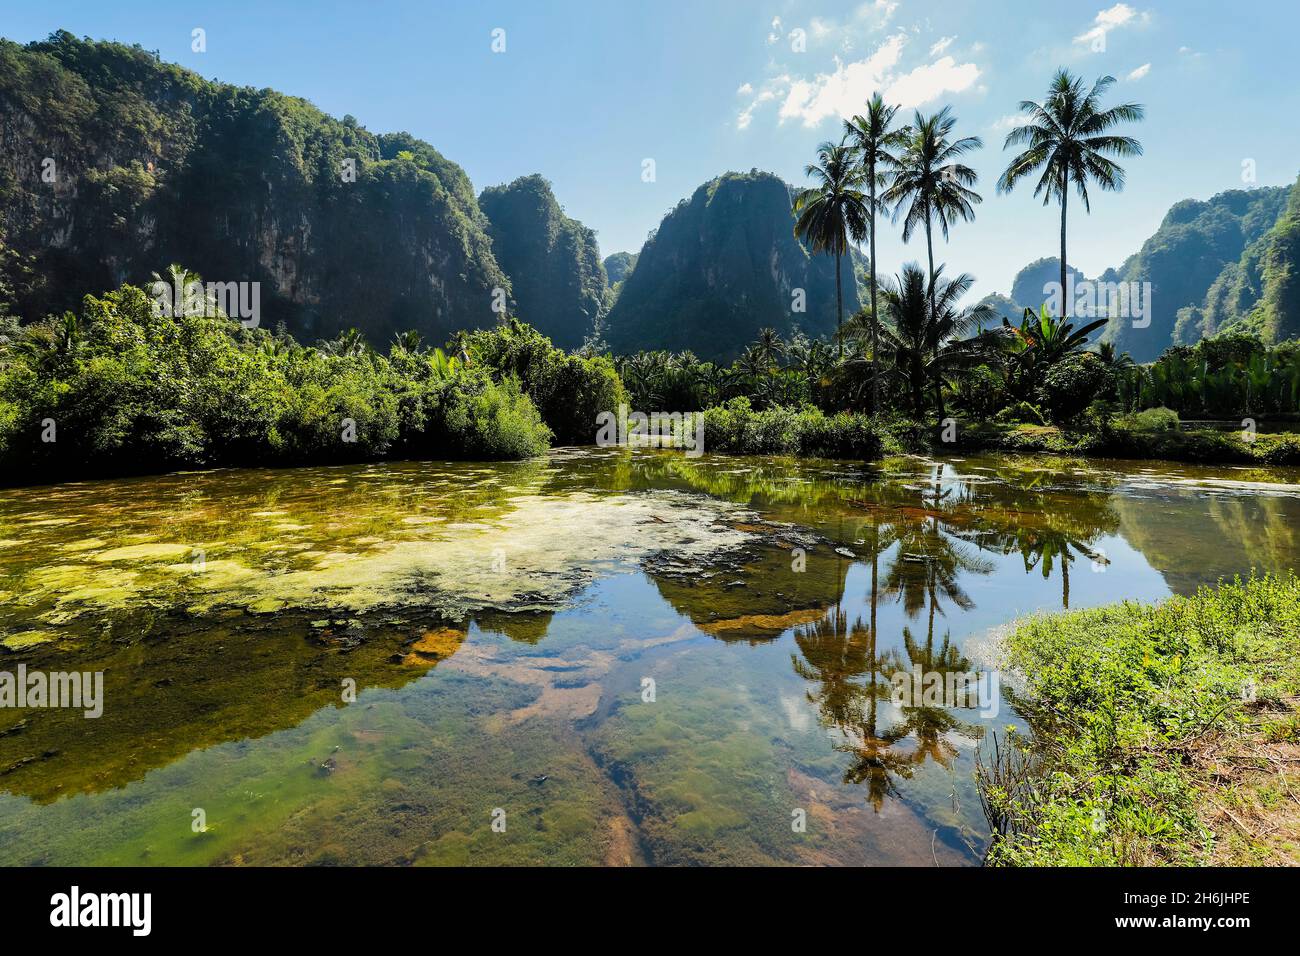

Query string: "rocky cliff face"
[478, 174, 607, 350]
[0, 31, 509, 344]
[1099, 185, 1290, 361]
[604, 171, 859, 361]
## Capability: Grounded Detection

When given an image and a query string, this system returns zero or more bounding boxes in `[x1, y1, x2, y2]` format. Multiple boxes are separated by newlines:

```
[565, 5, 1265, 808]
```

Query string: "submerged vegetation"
[980, 573, 1300, 866]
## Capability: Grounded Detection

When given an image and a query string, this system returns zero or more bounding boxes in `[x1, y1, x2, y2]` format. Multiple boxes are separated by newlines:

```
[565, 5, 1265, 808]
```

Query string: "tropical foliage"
[0, 279, 555, 482]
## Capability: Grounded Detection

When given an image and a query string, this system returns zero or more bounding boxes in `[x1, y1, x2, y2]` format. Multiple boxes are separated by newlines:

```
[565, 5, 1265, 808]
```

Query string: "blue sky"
[5, 0, 1299, 298]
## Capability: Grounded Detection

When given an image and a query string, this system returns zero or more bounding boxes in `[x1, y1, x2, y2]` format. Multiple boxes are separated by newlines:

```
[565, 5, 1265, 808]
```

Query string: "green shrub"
[466, 319, 624, 445]
[1035, 352, 1113, 425]
[0, 280, 553, 483]
[424, 370, 551, 460]
[1116, 406, 1180, 432]
[993, 401, 1046, 426]
[697, 399, 884, 459]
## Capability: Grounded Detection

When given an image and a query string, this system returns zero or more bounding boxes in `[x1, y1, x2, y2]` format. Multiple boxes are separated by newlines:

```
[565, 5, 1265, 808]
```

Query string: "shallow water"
[0, 448, 1297, 865]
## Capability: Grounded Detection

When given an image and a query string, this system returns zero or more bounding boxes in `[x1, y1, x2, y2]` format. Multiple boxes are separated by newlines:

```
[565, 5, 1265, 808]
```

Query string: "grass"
[954, 420, 1300, 466]
[979, 572, 1300, 866]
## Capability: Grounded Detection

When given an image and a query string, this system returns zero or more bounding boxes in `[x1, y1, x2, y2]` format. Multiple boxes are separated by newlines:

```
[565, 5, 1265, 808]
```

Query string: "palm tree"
[327, 327, 368, 358]
[735, 345, 768, 394]
[880, 263, 997, 419]
[1007, 304, 1109, 365]
[883, 107, 982, 327]
[996, 69, 1144, 318]
[844, 93, 907, 413]
[754, 327, 784, 371]
[793, 140, 869, 358]
[391, 329, 424, 355]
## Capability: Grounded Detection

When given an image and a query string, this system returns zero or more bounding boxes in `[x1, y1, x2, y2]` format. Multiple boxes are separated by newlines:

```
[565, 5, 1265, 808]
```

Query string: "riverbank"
[979, 573, 1300, 866]
[955, 420, 1300, 466]
[688, 401, 1300, 468]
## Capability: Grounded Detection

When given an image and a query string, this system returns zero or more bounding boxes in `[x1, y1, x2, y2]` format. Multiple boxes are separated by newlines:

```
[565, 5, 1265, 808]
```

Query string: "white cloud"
[1125, 62, 1151, 80]
[793, 1, 900, 50]
[1074, 3, 1149, 50]
[739, 32, 981, 130]
[776, 34, 907, 127]
[736, 85, 780, 130]
[768, 16, 783, 45]
[736, 82, 754, 96]
[989, 113, 1031, 132]
[884, 56, 981, 110]
[929, 35, 956, 56]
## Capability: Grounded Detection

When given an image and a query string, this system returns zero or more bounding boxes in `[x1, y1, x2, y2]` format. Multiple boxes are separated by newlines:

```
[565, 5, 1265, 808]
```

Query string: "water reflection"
[0, 449, 1296, 864]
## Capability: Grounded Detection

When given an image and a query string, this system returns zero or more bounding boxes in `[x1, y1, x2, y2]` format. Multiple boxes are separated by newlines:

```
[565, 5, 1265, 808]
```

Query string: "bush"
[1035, 352, 1113, 426]
[465, 320, 624, 445]
[0, 280, 553, 484]
[423, 369, 551, 460]
[993, 401, 1046, 426]
[1115, 406, 1180, 432]
[697, 399, 884, 459]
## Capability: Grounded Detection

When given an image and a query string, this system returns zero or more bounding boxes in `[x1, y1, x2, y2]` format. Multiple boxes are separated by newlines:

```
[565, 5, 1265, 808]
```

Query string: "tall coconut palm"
[793, 140, 869, 358]
[883, 107, 982, 327]
[844, 93, 907, 413]
[996, 69, 1144, 319]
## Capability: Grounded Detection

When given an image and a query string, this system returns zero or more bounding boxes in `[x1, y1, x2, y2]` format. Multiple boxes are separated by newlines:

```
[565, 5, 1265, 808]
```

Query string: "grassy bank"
[950, 416, 1300, 466]
[980, 573, 1300, 866]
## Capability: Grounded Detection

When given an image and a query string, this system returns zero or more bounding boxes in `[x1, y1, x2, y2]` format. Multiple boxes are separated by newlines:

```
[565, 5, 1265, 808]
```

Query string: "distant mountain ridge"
[1100, 181, 1294, 360]
[987, 178, 1300, 362]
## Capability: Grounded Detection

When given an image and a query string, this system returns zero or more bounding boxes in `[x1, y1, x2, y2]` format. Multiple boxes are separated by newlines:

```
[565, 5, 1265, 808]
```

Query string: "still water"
[1, 448, 1297, 865]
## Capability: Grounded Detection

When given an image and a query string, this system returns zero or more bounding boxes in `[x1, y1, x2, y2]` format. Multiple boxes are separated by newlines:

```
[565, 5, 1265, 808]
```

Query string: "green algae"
[0, 448, 1296, 866]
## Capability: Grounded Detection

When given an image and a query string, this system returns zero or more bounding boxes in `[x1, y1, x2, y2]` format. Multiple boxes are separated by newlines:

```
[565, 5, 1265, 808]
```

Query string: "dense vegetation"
[0, 273, 628, 483]
[4, 38, 1300, 478]
[478, 175, 608, 350]
[980, 573, 1300, 865]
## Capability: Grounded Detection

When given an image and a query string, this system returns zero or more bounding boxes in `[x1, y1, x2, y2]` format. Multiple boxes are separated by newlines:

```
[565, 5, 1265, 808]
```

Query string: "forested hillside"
[478, 174, 607, 350]
[604, 171, 857, 362]
[0, 31, 510, 344]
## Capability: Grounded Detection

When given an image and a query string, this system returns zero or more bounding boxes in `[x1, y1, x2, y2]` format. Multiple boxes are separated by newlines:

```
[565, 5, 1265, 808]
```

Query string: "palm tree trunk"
[924, 216, 936, 319]
[1062, 553, 1070, 609]
[835, 251, 844, 360]
[869, 161, 880, 415]
[924, 215, 939, 423]
[912, 357, 925, 418]
[1060, 168, 1069, 321]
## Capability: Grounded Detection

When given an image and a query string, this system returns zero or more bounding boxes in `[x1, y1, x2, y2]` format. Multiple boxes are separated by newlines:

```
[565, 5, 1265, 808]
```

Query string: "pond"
[0, 448, 1297, 865]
